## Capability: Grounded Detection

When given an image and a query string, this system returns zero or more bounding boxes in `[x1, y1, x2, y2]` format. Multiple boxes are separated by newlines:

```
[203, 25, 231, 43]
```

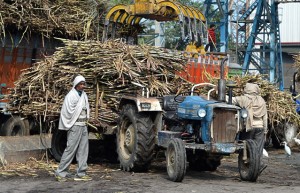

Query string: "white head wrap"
[58, 75, 89, 130]
[240, 83, 267, 131]
[73, 75, 85, 88]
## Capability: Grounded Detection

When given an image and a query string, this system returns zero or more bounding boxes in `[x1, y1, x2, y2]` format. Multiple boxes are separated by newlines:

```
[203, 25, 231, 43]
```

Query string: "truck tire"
[238, 139, 260, 182]
[271, 121, 298, 148]
[271, 130, 281, 149]
[51, 129, 67, 162]
[0, 116, 29, 136]
[117, 104, 155, 172]
[284, 122, 297, 147]
[166, 138, 186, 182]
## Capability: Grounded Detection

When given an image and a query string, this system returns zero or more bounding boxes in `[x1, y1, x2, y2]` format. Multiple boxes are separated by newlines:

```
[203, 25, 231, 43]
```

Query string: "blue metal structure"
[237, 0, 284, 90]
[204, 0, 286, 90]
[204, 0, 229, 52]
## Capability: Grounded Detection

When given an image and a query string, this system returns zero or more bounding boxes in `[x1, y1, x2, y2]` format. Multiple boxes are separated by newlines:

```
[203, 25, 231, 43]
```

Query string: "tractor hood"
[177, 96, 240, 120]
[177, 96, 217, 120]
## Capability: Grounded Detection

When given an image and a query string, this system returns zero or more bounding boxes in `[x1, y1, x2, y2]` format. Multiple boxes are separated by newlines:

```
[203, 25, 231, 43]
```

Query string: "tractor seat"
[163, 95, 185, 120]
[163, 95, 179, 111]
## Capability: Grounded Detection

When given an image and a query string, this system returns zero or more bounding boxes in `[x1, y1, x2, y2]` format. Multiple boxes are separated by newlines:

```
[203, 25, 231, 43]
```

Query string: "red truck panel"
[0, 47, 31, 100]
[178, 54, 228, 83]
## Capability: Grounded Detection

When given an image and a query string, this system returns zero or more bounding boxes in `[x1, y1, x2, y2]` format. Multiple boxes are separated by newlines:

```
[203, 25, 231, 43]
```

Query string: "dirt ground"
[1, 146, 300, 193]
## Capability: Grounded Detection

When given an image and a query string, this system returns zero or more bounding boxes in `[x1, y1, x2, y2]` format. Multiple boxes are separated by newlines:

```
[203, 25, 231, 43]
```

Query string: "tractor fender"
[119, 96, 162, 112]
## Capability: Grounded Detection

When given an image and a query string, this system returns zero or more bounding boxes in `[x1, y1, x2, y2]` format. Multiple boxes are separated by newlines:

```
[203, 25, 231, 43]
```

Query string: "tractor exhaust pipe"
[218, 57, 228, 102]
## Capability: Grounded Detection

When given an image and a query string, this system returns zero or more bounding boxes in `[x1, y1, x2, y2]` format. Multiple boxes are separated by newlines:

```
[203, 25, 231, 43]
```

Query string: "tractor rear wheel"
[166, 138, 186, 182]
[238, 139, 260, 182]
[0, 116, 29, 136]
[117, 104, 155, 172]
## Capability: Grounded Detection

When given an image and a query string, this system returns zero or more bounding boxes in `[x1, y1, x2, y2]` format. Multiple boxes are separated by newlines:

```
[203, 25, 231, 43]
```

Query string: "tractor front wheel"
[166, 138, 186, 182]
[238, 139, 260, 182]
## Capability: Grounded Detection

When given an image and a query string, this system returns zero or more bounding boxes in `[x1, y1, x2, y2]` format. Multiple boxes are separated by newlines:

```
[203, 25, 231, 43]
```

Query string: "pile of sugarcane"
[7, 39, 190, 128]
[231, 75, 300, 128]
[0, 0, 106, 40]
[208, 74, 300, 129]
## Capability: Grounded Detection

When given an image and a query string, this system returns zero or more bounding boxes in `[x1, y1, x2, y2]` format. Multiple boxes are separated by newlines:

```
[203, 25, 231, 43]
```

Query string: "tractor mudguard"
[119, 96, 162, 112]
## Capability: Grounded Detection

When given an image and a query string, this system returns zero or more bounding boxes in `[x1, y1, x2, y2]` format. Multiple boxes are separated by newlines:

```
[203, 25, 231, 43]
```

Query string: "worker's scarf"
[238, 83, 267, 131]
[58, 76, 90, 130]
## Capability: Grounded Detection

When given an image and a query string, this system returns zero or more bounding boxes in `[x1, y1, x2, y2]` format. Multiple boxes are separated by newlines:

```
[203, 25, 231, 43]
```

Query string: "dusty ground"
[1, 146, 300, 193]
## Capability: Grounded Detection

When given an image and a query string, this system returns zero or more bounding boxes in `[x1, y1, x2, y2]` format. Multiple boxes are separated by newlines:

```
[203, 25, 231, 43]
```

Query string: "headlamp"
[197, 108, 206, 118]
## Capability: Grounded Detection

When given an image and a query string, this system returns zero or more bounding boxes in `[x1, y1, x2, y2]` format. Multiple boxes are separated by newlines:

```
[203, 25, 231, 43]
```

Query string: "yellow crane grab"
[102, 0, 207, 44]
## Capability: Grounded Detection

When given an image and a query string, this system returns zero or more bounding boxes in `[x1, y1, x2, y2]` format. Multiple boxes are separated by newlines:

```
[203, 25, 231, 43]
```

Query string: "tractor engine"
[177, 96, 241, 145]
[162, 93, 241, 145]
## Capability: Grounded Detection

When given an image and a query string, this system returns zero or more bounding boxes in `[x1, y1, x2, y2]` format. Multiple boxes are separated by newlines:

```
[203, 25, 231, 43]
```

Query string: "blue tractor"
[116, 58, 260, 182]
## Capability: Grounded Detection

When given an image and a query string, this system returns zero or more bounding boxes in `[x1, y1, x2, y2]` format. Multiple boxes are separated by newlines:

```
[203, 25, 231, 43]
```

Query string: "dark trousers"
[205, 42, 215, 52]
[239, 128, 265, 166]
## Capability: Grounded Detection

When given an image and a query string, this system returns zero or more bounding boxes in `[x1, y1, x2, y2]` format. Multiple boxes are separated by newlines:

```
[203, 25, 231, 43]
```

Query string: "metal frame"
[204, 0, 229, 52]
[227, 0, 289, 90]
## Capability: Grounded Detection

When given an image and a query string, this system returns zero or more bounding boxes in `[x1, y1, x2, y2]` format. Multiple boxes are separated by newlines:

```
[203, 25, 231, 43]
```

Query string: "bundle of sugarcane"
[207, 74, 300, 128]
[0, 0, 106, 40]
[7, 39, 190, 128]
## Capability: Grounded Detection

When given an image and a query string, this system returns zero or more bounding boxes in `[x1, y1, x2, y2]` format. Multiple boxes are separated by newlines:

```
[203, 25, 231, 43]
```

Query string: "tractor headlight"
[197, 108, 206, 118]
[240, 108, 248, 119]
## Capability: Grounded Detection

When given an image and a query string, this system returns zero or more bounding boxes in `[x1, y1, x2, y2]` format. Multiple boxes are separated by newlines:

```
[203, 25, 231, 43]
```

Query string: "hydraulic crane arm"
[103, 0, 206, 43]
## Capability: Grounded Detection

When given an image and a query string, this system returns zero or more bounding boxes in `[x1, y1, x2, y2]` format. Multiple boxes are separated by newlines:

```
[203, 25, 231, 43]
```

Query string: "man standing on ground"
[55, 75, 92, 182]
[230, 83, 268, 174]
[205, 24, 216, 52]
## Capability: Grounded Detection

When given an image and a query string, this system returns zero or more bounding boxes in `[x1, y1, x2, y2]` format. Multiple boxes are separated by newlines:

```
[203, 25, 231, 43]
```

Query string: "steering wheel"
[174, 95, 185, 103]
[174, 90, 204, 103]
[174, 91, 198, 103]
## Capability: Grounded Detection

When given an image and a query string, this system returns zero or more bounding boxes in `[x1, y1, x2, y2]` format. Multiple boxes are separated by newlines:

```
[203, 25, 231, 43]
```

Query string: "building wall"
[277, 3, 300, 90]
[279, 3, 300, 45]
